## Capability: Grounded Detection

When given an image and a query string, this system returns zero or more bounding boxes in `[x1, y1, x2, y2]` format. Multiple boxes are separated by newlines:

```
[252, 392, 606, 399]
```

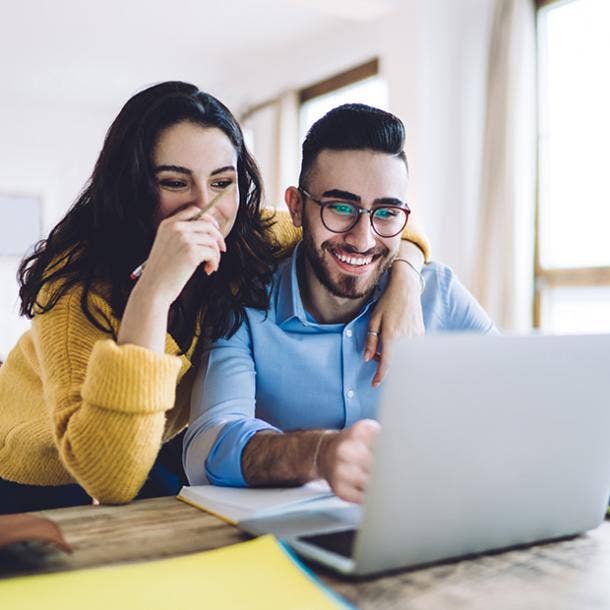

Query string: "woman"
[0, 82, 428, 514]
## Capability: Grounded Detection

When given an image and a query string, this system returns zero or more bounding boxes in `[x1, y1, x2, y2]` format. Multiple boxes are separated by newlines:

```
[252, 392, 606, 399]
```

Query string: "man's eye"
[159, 179, 187, 189]
[327, 202, 356, 216]
[374, 208, 399, 219]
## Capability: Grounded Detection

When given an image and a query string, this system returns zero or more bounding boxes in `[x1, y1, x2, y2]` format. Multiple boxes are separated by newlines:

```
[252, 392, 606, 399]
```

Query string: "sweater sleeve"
[32, 286, 183, 504]
[265, 208, 431, 261]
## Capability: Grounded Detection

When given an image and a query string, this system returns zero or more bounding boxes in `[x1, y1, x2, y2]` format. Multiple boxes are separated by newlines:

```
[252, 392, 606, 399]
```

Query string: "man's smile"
[325, 245, 384, 276]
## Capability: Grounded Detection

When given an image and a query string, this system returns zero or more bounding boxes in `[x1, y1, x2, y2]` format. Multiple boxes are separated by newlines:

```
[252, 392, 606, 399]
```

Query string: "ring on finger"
[367, 331, 380, 337]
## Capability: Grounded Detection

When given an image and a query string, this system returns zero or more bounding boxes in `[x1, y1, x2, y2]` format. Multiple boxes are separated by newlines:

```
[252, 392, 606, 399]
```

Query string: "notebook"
[178, 480, 351, 525]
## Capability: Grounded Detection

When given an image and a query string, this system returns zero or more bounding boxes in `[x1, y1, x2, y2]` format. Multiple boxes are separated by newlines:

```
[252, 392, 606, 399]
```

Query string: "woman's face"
[152, 121, 240, 237]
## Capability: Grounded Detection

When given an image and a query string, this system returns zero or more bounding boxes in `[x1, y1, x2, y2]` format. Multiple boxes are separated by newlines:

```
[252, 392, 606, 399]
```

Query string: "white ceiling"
[1, 0, 398, 112]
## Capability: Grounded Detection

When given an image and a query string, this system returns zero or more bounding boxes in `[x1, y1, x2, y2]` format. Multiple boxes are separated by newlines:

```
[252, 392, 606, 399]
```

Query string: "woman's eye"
[212, 179, 234, 189]
[159, 179, 187, 189]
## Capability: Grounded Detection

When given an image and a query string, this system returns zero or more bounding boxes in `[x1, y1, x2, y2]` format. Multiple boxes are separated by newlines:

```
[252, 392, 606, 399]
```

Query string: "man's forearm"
[241, 429, 331, 486]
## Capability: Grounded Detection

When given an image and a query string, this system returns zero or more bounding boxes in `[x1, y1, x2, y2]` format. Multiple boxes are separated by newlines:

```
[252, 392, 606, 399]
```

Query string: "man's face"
[298, 149, 408, 300]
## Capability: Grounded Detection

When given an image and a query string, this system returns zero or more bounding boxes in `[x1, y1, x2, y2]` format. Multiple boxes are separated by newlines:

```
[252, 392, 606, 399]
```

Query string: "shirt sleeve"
[423, 263, 498, 334]
[183, 318, 280, 487]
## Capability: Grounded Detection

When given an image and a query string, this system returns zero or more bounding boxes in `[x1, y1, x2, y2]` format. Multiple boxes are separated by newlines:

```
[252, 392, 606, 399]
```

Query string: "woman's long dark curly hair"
[18, 81, 278, 363]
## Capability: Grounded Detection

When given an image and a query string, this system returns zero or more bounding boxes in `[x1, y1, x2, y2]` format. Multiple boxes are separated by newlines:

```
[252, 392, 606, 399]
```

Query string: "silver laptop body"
[241, 334, 610, 576]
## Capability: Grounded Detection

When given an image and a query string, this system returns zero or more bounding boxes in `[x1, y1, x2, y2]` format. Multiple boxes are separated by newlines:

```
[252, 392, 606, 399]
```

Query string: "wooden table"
[2, 497, 610, 609]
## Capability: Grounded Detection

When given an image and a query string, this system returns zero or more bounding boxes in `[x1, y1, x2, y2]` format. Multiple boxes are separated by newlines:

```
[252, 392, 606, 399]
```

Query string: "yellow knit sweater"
[0, 212, 429, 503]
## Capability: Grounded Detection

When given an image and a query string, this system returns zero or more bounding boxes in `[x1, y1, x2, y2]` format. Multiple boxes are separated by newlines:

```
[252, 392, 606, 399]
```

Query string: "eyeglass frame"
[298, 187, 410, 238]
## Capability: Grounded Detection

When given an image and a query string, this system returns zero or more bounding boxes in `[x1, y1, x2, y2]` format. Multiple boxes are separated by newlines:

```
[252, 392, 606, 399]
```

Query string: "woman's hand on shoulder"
[365, 265, 424, 388]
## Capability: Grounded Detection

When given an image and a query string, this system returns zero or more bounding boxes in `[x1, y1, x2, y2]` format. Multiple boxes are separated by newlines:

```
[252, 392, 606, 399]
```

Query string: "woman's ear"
[284, 186, 303, 228]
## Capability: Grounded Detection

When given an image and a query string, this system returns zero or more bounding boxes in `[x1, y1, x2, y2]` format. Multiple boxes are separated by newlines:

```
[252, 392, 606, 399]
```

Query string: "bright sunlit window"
[536, 0, 610, 333]
[299, 59, 388, 145]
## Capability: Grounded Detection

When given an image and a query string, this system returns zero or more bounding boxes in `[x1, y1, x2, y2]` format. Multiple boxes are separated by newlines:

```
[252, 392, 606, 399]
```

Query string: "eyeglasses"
[299, 187, 410, 238]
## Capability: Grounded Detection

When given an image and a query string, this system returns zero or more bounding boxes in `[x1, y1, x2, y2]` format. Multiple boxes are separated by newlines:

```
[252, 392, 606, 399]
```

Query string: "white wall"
[383, 0, 495, 280]
[0, 103, 115, 358]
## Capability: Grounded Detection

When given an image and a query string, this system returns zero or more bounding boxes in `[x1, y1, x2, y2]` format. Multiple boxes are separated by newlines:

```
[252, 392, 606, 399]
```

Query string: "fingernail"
[364, 351, 370, 362]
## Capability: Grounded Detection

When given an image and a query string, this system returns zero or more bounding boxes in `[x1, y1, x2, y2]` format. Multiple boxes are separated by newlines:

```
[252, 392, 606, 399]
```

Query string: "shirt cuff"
[205, 419, 281, 487]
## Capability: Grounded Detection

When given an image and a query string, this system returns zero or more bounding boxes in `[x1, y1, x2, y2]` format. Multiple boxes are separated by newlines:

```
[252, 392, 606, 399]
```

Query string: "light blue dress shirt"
[184, 244, 496, 486]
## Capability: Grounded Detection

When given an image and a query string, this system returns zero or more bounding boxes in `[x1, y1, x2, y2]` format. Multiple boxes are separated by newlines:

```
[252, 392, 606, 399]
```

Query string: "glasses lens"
[372, 207, 408, 237]
[322, 201, 358, 232]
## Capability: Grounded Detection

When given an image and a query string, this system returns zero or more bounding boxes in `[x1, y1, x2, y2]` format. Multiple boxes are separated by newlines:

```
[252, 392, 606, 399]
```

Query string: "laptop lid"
[348, 333, 610, 575]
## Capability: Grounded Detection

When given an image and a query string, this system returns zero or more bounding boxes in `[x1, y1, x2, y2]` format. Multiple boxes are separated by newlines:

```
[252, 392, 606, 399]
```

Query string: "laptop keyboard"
[299, 528, 357, 558]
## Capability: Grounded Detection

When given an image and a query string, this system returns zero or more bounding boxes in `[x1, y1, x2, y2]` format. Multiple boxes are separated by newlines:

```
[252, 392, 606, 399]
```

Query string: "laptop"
[240, 333, 610, 576]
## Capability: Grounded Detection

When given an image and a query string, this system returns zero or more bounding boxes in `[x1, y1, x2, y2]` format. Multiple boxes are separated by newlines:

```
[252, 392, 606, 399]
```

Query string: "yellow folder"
[0, 535, 352, 609]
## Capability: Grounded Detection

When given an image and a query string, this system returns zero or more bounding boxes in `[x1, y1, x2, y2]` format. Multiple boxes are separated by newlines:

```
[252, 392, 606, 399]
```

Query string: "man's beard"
[301, 228, 395, 300]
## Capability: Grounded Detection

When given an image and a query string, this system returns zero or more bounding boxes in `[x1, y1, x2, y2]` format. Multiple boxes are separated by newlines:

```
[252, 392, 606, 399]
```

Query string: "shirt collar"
[275, 241, 388, 327]
[276, 242, 308, 325]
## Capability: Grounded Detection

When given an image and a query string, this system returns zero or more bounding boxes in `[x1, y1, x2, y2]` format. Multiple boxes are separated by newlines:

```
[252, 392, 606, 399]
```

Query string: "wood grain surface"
[1, 496, 609, 610]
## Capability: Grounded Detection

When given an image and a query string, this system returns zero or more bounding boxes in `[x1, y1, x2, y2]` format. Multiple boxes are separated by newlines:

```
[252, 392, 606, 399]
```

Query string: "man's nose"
[345, 211, 376, 251]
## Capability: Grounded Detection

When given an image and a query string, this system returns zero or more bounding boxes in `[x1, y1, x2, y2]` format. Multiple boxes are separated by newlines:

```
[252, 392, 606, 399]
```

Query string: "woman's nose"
[191, 184, 208, 209]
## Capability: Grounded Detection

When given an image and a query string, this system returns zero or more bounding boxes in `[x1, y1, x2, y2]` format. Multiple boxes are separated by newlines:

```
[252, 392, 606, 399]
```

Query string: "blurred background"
[1, 0, 609, 358]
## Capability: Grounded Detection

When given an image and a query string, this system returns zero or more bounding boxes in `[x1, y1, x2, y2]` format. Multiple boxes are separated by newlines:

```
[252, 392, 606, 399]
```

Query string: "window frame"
[533, 0, 610, 328]
[299, 59, 379, 105]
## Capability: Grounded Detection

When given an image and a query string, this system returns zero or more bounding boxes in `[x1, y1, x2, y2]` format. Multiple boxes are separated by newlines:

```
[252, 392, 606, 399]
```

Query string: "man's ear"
[284, 186, 303, 228]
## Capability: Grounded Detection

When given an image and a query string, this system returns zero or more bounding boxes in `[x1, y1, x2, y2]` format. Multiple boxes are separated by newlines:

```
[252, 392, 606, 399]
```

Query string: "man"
[184, 104, 495, 503]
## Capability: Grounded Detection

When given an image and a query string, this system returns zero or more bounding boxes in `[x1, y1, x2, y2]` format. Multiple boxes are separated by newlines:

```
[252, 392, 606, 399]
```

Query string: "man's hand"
[316, 419, 380, 504]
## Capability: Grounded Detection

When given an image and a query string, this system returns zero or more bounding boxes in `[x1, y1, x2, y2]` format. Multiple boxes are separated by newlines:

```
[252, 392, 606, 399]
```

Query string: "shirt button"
[346, 389, 355, 399]
[346, 329, 353, 338]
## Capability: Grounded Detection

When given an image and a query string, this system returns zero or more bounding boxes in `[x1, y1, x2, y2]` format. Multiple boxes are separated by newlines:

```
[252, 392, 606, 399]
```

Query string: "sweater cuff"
[82, 339, 182, 414]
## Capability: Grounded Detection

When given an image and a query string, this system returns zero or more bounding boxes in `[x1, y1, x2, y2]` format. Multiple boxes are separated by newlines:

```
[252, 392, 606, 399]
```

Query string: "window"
[299, 59, 389, 144]
[535, 0, 610, 333]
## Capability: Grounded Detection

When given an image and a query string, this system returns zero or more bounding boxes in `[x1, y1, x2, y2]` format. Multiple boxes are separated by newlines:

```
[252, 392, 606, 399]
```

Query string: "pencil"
[130, 183, 236, 280]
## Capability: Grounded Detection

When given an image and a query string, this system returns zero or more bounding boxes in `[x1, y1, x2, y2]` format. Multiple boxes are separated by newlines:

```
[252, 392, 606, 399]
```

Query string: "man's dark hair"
[298, 103, 408, 188]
